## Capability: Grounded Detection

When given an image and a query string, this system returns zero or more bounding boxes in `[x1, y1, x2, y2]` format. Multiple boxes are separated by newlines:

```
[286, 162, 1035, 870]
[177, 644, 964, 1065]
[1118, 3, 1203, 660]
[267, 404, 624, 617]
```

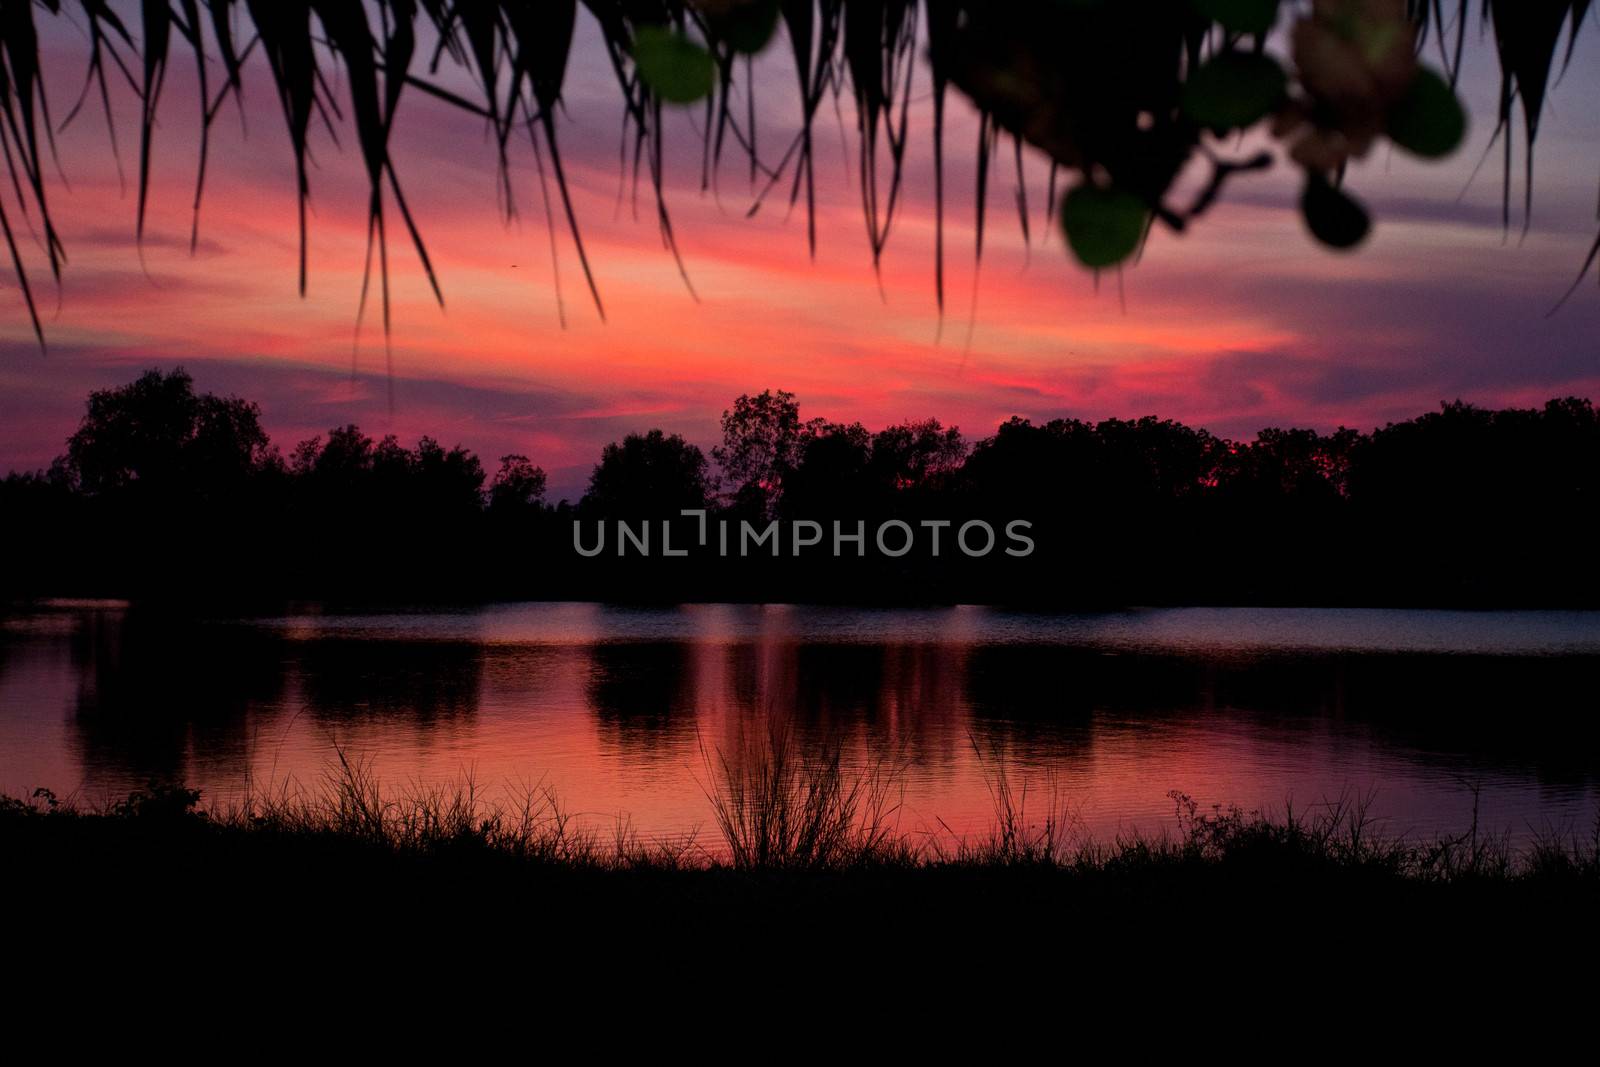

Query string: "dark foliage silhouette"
[1, 2, 1595, 348]
[65, 369, 274, 497]
[584, 429, 712, 518]
[713, 389, 806, 515]
[5, 757, 1596, 1027]
[489, 454, 549, 515]
[3, 369, 1598, 605]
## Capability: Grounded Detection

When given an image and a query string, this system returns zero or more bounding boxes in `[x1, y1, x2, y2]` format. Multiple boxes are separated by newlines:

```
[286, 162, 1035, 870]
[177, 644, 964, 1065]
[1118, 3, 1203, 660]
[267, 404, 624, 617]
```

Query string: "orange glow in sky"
[4, 14, 1600, 498]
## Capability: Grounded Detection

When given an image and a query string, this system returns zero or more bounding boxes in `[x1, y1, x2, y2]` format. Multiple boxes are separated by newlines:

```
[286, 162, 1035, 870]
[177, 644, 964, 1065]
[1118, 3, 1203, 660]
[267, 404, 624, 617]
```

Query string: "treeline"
[3, 368, 1598, 606]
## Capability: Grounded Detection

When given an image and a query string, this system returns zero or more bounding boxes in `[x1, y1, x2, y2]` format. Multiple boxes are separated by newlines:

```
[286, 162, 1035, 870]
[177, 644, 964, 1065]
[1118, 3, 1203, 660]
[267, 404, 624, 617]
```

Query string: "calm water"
[3, 601, 1598, 848]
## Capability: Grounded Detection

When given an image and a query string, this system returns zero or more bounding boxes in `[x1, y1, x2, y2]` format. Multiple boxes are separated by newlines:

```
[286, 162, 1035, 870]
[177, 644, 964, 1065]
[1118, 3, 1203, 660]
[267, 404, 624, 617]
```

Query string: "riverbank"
[7, 765, 1598, 1028]
[8, 755, 1596, 901]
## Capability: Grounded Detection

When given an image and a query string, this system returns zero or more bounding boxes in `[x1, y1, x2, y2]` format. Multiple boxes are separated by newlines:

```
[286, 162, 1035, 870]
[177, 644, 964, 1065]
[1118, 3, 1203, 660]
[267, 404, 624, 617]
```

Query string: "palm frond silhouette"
[0, 1, 1592, 348]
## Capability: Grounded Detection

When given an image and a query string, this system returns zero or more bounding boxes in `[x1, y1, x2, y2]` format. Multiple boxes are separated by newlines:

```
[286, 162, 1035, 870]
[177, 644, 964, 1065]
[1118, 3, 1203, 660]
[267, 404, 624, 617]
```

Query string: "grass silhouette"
[7, 730, 1597, 1019]
[8, 733, 1596, 882]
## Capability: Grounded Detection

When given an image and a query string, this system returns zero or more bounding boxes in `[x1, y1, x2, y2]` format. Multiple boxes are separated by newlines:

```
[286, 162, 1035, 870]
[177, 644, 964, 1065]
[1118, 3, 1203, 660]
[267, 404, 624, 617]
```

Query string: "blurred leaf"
[710, 1, 782, 55]
[633, 26, 716, 104]
[1301, 173, 1370, 249]
[1386, 67, 1467, 159]
[1060, 184, 1148, 268]
[1182, 53, 1286, 130]
[1193, 0, 1280, 35]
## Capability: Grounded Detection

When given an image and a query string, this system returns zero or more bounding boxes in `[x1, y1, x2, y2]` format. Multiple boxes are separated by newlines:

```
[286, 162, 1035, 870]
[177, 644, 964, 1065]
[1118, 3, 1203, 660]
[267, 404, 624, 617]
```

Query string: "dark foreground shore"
[7, 767, 1598, 1030]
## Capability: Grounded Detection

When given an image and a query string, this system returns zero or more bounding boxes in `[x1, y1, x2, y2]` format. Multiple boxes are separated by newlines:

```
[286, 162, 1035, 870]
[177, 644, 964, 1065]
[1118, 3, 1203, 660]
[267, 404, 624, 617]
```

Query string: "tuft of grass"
[1525, 817, 1600, 882]
[224, 748, 634, 867]
[928, 736, 1082, 867]
[698, 722, 914, 870]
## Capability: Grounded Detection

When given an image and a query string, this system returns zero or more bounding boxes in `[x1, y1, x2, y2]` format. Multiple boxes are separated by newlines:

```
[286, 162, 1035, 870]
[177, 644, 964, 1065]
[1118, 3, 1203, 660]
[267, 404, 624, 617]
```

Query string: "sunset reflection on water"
[2, 601, 1598, 851]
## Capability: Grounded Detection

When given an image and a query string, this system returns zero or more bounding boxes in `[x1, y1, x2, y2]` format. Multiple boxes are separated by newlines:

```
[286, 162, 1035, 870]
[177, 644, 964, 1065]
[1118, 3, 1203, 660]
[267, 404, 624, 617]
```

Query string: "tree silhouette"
[780, 421, 874, 519]
[489, 455, 549, 516]
[289, 425, 485, 546]
[411, 437, 488, 521]
[65, 368, 275, 502]
[868, 419, 966, 492]
[5, 369, 1599, 606]
[713, 389, 806, 513]
[586, 429, 711, 517]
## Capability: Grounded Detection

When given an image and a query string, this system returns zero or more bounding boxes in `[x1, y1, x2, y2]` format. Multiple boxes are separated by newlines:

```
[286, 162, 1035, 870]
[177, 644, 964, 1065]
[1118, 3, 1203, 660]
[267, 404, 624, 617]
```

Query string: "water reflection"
[296, 639, 483, 723]
[69, 610, 288, 788]
[0, 601, 1596, 843]
[586, 641, 698, 757]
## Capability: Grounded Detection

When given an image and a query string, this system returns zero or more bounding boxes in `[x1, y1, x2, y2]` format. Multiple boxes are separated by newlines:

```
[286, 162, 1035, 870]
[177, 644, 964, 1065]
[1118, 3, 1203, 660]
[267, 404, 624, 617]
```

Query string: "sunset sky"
[3, 11, 1599, 499]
